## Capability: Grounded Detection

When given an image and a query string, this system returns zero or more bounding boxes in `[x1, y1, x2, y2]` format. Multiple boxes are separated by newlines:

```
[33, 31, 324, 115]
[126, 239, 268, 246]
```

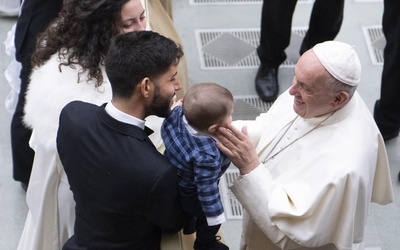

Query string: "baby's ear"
[208, 124, 219, 133]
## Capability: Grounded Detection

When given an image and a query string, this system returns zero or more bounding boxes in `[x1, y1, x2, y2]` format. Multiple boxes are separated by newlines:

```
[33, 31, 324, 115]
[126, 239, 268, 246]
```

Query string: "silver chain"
[261, 112, 335, 164]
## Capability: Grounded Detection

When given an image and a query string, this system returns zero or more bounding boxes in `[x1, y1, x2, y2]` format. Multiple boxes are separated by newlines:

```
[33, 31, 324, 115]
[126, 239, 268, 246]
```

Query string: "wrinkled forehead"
[295, 50, 328, 81]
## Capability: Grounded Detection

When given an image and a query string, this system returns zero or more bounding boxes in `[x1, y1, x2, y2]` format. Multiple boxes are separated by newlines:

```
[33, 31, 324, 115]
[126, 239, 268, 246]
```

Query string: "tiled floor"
[1, 0, 399, 249]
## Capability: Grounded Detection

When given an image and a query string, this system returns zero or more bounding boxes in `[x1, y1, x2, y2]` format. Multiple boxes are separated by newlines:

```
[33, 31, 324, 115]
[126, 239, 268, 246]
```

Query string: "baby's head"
[183, 82, 234, 133]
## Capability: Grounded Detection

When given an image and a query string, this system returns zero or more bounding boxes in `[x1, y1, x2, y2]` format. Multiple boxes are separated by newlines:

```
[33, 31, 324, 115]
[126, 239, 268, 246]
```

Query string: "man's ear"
[332, 91, 350, 108]
[140, 77, 151, 98]
[208, 124, 219, 134]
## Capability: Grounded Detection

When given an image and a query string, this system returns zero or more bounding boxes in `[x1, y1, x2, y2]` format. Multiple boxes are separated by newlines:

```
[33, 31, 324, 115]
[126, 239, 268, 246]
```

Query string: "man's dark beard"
[150, 88, 173, 118]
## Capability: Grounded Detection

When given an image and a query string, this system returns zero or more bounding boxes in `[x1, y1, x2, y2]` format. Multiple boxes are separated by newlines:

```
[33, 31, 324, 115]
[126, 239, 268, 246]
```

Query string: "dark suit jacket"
[57, 101, 185, 250]
[15, 0, 63, 62]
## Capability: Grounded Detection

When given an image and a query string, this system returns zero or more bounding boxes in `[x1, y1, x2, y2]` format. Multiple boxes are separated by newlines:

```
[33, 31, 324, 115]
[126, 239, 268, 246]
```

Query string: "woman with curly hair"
[18, 1, 187, 249]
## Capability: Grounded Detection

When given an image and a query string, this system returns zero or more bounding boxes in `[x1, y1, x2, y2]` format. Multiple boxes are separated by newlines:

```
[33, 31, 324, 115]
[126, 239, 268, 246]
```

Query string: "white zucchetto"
[313, 41, 361, 86]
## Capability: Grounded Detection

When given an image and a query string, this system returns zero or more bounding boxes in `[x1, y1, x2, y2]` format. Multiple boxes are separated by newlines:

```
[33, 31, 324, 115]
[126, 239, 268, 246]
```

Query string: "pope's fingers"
[215, 139, 233, 156]
[216, 126, 233, 137]
[241, 125, 249, 136]
[215, 128, 237, 148]
[224, 124, 249, 142]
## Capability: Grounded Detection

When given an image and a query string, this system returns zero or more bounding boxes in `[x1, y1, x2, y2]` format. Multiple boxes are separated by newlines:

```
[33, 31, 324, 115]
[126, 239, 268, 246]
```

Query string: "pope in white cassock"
[214, 41, 394, 250]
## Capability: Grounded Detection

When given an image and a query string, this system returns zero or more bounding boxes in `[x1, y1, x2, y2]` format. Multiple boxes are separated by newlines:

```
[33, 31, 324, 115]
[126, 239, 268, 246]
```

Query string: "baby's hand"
[171, 98, 183, 110]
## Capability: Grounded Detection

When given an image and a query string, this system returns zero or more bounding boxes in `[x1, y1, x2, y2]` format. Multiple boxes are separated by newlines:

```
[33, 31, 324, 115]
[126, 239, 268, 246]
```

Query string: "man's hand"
[213, 124, 260, 175]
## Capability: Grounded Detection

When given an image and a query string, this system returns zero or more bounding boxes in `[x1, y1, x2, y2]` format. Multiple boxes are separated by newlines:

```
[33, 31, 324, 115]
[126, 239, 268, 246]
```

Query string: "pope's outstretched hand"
[213, 124, 260, 175]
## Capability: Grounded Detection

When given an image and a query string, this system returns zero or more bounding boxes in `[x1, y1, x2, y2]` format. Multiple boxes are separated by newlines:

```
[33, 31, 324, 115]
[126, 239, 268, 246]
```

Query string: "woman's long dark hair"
[31, 0, 130, 87]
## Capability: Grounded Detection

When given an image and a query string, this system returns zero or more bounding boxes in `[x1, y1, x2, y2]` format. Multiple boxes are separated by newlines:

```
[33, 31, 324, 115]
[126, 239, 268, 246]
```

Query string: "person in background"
[11, 0, 63, 191]
[371, 0, 400, 180]
[255, 0, 344, 102]
[57, 30, 186, 250]
[147, 0, 189, 97]
[214, 41, 394, 249]
[18, 1, 151, 249]
[161, 82, 233, 250]
[10, 0, 188, 193]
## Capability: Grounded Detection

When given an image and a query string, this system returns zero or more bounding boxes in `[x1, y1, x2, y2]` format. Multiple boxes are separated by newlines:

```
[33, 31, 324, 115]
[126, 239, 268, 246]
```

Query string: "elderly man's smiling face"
[288, 49, 339, 119]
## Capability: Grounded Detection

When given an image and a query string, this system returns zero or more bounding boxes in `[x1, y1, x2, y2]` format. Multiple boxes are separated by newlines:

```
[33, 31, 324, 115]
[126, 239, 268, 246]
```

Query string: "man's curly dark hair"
[31, 0, 130, 87]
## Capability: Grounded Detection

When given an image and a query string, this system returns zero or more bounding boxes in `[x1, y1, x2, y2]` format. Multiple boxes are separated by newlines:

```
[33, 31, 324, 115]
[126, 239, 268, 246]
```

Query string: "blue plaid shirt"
[161, 106, 231, 218]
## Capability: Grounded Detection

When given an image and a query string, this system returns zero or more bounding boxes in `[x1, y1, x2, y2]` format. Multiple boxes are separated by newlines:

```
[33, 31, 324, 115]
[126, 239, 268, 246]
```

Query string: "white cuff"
[206, 213, 226, 226]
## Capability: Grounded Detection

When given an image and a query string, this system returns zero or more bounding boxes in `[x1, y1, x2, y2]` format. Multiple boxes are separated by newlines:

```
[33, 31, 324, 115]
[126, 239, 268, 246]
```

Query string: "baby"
[161, 82, 233, 250]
